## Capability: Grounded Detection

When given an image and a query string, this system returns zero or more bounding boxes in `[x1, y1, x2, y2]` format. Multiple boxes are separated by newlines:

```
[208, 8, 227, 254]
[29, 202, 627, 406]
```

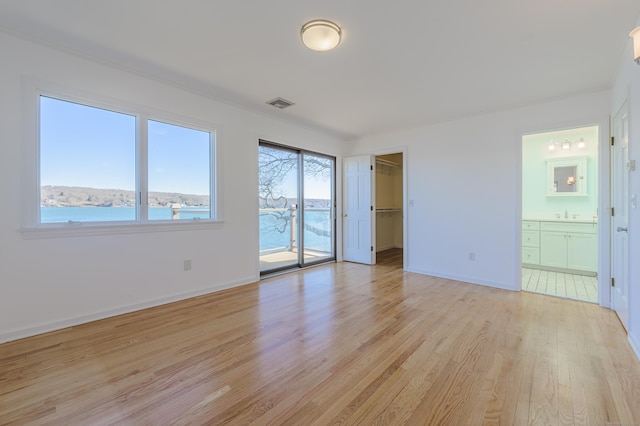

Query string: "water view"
[41, 207, 333, 253]
[41, 206, 208, 222]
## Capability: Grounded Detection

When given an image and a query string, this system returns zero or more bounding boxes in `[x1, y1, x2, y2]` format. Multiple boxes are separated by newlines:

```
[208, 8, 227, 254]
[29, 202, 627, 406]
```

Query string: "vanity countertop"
[523, 214, 598, 224]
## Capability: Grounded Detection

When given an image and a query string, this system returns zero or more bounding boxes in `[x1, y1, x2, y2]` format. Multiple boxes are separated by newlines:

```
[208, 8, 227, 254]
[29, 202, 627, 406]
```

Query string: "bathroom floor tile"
[521, 268, 598, 303]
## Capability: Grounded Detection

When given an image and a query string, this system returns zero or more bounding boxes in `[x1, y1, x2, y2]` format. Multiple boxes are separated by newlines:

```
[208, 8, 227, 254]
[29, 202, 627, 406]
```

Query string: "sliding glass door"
[259, 141, 335, 274]
[302, 153, 334, 264]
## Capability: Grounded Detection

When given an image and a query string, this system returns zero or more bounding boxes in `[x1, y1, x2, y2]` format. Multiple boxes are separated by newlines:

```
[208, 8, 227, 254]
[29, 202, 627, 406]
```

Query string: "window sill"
[20, 220, 224, 239]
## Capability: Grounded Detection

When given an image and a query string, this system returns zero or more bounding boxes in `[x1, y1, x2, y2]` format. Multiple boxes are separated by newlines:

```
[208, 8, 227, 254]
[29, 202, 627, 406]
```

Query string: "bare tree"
[259, 146, 331, 235]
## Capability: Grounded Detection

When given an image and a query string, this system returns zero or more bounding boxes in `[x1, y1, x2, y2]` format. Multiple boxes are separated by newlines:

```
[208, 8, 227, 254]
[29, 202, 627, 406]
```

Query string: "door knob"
[343, 214, 348, 218]
[617, 226, 628, 232]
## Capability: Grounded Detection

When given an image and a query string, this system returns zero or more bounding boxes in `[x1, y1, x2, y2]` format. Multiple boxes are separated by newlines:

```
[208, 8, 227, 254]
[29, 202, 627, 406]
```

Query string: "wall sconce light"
[630, 26, 640, 65]
[301, 20, 342, 51]
[548, 137, 586, 151]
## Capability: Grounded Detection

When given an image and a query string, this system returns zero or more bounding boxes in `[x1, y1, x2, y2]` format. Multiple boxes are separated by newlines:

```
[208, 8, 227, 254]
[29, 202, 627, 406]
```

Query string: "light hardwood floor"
[1, 249, 639, 425]
[522, 268, 598, 303]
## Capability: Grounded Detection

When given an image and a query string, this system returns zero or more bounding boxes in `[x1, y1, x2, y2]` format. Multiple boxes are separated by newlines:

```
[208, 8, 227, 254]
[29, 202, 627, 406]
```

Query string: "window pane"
[148, 120, 211, 220]
[303, 153, 334, 262]
[39, 96, 136, 223]
[259, 145, 299, 272]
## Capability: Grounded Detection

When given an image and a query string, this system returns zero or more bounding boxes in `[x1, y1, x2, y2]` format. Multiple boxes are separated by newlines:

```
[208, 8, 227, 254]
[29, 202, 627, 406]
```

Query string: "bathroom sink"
[555, 217, 596, 223]
[523, 214, 597, 224]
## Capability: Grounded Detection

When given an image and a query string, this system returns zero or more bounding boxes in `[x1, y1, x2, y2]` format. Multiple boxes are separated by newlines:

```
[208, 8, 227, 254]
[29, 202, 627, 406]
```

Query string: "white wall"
[0, 32, 346, 343]
[611, 33, 640, 359]
[350, 92, 610, 291]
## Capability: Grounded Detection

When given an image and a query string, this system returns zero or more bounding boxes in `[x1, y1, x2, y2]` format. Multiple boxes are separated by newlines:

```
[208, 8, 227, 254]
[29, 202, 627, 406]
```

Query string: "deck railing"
[169, 204, 331, 257]
[170, 204, 209, 220]
[258, 204, 332, 256]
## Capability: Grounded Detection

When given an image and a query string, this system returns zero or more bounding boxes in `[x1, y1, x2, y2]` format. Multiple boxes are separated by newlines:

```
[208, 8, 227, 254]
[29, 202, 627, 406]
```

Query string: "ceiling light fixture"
[301, 20, 341, 51]
[631, 26, 640, 65]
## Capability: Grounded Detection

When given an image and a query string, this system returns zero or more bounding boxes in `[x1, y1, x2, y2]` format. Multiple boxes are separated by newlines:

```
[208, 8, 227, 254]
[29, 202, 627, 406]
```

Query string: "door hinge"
[611, 136, 615, 146]
[611, 207, 615, 217]
[371, 246, 373, 252]
[612, 277, 615, 287]
[371, 205, 373, 211]
[370, 165, 373, 171]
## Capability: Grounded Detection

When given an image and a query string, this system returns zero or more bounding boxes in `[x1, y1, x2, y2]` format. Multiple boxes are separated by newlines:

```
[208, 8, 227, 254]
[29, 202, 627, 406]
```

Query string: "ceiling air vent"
[266, 97, 295, 109]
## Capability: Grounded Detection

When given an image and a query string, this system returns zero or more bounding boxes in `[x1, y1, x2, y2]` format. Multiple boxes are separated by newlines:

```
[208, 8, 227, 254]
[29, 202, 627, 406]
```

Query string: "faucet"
[564, 209, 568, 219]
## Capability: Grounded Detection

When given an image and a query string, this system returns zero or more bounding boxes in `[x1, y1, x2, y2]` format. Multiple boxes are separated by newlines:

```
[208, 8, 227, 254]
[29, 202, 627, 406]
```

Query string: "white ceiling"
[1, 1, 639, 140]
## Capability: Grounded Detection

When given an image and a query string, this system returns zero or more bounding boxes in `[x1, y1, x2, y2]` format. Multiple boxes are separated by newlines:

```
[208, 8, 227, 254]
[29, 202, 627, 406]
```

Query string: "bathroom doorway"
[521, 126, 599, 303]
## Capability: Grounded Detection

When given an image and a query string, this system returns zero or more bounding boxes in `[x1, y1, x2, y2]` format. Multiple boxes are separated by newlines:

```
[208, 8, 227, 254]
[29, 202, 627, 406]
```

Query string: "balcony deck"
[259, 249, 331, 272]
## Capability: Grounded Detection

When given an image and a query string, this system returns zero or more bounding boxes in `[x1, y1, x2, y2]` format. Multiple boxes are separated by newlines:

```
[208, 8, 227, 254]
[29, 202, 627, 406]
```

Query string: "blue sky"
[41, 96, 331, 199]
[40, 96, 210, 195]
[260, 146, 332, 200]
[148, 119, 210, 195]
[286, 162, 333, 200]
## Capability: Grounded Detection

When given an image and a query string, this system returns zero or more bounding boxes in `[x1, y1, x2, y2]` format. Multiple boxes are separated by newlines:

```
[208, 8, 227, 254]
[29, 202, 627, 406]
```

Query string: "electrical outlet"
[469, 252, 476, 261]
[184, 260, 192, 271]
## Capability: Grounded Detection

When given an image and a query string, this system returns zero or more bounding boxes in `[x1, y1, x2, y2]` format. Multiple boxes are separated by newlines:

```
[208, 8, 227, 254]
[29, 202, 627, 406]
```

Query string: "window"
[32, 93, 217, 232]
[147, 120, 212, 221]
[40, 96, 137, 223]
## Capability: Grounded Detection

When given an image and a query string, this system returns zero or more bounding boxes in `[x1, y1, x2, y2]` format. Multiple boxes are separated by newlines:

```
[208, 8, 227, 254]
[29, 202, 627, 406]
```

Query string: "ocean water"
[41, 207, 207, 222]
[41, 207, 332, 253]
[259, 210, 332, 253]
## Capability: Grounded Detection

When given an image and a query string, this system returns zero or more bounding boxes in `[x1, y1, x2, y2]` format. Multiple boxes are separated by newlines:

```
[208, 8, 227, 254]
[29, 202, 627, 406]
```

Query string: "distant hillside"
[41, 186, 209, 207]
[259, 197, 332, 209]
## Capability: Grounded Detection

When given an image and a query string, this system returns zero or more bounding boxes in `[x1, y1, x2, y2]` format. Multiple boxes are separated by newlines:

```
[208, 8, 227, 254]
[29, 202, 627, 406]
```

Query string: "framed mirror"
[546, 156, 587, 196]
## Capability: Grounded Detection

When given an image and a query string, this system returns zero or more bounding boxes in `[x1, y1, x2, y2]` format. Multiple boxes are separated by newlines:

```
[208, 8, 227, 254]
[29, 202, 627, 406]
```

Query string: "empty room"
[1, 1, 640, 424]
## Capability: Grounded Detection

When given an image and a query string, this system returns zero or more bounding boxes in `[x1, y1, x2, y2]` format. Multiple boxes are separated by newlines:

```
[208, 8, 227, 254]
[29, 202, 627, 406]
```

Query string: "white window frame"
[21, 79, 223, 239]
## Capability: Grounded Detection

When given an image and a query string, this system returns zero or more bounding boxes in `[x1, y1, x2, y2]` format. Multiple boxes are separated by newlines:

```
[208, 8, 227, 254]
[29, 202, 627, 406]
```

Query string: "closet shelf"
[376, 208, 402, 212]
[375, 159, 401, 168]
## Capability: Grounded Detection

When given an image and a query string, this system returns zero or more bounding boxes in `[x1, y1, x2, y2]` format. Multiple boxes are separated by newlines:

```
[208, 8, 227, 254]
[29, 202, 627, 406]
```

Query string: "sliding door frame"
[259, 140, 336, 275]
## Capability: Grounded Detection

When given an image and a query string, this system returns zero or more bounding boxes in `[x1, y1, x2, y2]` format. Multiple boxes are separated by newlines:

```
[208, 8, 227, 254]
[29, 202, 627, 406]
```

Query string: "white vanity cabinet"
[522, 221, 540, 265]
[539, 221, 597, 273]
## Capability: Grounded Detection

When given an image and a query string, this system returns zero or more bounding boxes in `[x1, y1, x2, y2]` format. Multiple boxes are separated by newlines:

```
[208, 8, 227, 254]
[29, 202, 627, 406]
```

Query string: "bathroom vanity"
[522, 218, 597, 275]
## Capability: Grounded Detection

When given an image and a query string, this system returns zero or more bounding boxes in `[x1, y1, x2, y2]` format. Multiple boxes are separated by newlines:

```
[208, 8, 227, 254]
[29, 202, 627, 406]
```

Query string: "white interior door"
[343, 155, 375, 264]
[611, 101, 630, 330]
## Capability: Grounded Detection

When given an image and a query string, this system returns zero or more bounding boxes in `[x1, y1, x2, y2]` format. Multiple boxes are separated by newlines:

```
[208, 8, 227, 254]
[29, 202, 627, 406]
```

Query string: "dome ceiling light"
[301, 20, 342, 52]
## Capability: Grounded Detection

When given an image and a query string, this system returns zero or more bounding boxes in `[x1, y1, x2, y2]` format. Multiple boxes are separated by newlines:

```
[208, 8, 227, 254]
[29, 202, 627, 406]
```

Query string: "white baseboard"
[0, 275, 257, 344]
[629, 331, 640, 362]
[405, 266, 517, 291]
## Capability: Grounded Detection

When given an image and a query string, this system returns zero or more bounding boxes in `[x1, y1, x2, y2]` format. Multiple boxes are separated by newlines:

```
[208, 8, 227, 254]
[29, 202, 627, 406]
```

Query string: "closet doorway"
[375, 153, 404, 267]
